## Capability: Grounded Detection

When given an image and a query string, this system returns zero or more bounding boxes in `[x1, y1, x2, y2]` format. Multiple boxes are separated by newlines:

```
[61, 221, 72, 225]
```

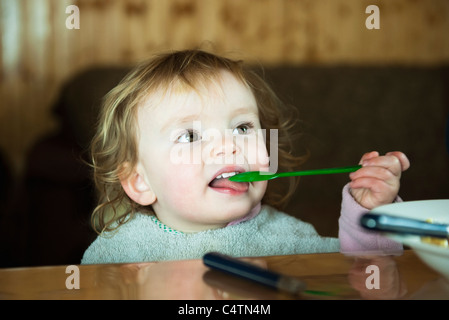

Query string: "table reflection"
[91, 252, 448, 300]
[96, 260, 215, 299]
[0, 250, 447, 299]
[202, 255, 411, 300]
[347, 255, 407, 299]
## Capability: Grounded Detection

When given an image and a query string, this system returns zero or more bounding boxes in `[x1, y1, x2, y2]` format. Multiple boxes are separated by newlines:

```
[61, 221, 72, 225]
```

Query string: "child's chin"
[219, 206, 255, 224]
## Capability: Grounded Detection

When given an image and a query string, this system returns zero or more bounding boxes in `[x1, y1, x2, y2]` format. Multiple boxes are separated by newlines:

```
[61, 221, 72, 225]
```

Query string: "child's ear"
[120, 164, 156, 206]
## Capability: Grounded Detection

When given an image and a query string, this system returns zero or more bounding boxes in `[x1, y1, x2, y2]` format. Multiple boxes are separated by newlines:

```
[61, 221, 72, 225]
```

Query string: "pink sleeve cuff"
[338, 184, 403, 255]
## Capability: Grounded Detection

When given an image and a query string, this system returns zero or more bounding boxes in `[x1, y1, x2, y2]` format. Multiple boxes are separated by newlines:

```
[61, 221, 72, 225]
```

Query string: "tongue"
[209, 178, 249, 192]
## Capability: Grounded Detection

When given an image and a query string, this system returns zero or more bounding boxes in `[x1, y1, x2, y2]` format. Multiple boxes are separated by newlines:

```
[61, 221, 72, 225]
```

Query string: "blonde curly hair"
[90, 49, 307, 234]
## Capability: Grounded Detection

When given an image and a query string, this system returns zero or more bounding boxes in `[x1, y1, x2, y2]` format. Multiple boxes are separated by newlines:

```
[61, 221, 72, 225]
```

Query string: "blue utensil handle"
[203, 252, 280, 286]
[361, 213, 449, 238]
[203, 252, 306, 294]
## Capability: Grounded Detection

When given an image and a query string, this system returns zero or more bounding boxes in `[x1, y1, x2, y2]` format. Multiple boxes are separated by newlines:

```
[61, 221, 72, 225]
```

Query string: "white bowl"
[370, 199, 449, 280]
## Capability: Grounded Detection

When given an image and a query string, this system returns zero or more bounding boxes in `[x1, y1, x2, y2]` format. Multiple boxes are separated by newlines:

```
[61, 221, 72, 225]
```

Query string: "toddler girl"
[81, 49, 409, 264]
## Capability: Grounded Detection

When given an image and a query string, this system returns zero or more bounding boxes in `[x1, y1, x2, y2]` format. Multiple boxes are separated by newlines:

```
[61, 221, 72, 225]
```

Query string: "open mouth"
[214, 171, 239, 180]
[209, 170, 249, 193]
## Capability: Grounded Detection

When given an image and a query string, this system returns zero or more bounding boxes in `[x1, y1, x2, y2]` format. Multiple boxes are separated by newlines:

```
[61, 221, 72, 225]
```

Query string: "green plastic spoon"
[228, 165, 362, 182]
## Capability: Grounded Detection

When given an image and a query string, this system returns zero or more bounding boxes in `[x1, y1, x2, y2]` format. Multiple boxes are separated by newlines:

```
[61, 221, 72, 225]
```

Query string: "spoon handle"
[277, 165, 362, 178]
[229, 165, 361, 182]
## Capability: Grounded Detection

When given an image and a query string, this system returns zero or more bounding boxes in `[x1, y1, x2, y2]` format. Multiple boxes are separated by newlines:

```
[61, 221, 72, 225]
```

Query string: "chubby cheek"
[253, 180, 268, 202]
[158, 164, 203, 209]
[251, 134, 270, 172]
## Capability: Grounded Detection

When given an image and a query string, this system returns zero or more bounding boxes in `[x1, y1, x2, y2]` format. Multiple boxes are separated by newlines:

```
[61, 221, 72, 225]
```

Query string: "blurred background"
[0, 0, 448, 268]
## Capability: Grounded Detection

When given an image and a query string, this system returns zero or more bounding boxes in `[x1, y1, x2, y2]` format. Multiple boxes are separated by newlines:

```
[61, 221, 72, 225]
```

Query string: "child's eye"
[177, 130, 201, 143]
[232, 122, 254, 135]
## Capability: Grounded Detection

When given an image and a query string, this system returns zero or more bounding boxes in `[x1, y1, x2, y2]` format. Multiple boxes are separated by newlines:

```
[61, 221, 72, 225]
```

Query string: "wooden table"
[0, 250, 447, 300]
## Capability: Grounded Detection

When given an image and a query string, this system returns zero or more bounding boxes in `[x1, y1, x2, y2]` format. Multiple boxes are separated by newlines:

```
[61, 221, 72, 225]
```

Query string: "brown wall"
[1, 0, 449, 177]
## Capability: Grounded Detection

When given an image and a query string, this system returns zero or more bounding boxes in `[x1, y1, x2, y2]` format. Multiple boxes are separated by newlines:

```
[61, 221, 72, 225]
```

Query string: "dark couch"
[1, 65, 448, 268]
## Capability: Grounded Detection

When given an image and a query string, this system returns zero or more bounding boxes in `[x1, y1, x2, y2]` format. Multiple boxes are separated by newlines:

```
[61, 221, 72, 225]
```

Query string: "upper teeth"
[216, 172, 238, 179]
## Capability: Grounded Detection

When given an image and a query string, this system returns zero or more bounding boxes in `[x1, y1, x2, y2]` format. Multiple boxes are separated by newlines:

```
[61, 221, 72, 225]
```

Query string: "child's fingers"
[350, 166, 397, 183]
[385, 151, 410, 172]
[359, 151, 379, 164]
[358, 151, 410, 173]
[349, 176, 390, 194]
[351, 151, 407, 209]
[360, 154, 404, 177]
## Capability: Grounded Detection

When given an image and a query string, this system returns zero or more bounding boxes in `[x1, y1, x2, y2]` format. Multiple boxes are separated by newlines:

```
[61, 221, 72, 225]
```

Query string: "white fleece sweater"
[81, 205, 340, 264]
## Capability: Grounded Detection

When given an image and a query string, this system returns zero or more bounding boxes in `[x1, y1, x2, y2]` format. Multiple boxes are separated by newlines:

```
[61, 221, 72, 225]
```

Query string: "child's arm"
[338, 151, 410, 254]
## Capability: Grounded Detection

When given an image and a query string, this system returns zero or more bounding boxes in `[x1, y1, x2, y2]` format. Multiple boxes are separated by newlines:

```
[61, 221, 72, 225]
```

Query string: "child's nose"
[214, 142, 236, 157]
[211, 135, 240, 158]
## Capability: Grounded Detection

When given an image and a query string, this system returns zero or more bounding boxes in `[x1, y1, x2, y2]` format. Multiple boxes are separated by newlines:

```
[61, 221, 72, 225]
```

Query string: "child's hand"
[349, 151, 410, 210]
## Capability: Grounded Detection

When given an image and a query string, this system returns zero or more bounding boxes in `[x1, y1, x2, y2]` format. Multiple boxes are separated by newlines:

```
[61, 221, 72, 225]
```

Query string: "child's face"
[129, 71, 269, 232]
